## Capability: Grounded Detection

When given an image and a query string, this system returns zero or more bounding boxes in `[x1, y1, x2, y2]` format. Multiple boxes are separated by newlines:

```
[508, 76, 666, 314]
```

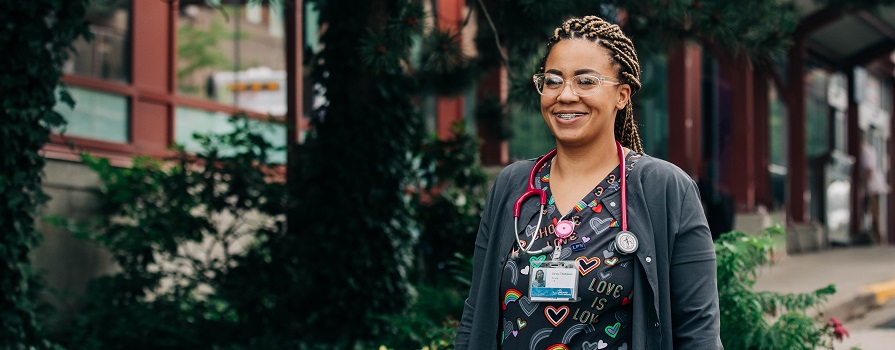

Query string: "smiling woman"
[455, 15, 722, 350]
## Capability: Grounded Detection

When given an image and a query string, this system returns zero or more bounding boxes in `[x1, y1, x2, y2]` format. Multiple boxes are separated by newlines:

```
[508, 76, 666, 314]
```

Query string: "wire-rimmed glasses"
[532, 73, 620, 96]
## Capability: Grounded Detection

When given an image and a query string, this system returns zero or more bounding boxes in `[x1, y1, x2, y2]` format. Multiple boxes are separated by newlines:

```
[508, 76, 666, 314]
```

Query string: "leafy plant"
[716, 227, 843, 350]
[374, 284, 464, 350]
[0, 1, 90, 348]
[50, 117, 287, 349]
[275, 1, 467, 346]
[411, 122, 488, 283]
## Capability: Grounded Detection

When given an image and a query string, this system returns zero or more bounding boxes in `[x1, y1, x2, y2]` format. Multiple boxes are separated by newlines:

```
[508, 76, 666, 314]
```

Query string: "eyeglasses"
[532, 73, 620, 97]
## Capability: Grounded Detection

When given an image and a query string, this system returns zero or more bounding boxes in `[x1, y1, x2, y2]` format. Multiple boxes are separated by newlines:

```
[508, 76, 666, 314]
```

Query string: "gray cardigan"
[455, 154, 723, 349]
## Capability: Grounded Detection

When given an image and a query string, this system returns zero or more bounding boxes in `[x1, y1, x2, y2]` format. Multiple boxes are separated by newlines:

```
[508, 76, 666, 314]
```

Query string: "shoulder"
[629, 154, 698, 191]
[631, 154, 692, 182]
[492, 158, 538, 188]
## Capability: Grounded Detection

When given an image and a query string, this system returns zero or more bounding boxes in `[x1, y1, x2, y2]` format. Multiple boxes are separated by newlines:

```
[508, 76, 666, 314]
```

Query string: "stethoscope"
[511, 140, 638, 259]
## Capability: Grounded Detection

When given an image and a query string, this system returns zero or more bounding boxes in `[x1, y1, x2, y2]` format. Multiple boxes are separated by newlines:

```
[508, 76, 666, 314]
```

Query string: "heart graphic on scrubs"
[517, 318, 527, 330]
[544, 306, 570, 327]
[519, 296, 539, 316]
[604, 256, 619, 266]
[618, 343, 628, 350]
[576, 257, 601, 276]
[583, 340, 608, 350]
[608, 182, 620, 192]
[599, 270, 612, 280]
[620, 261, 630, 268]
[502, 319, 513, 338]
[544, 205, 555, 216]
[521, 266, 530, 275]
[590, 217, 613, 236]
[526, 225, 537, 237]
[581, 342, 599, 350]
[560, 247, 573, 260]
[603, 249, 615, 259]
[605, 322, 621, 338]
[582, 236, 591, 243]
[530, 255, 546, 268]
[512, 330, 518, 337]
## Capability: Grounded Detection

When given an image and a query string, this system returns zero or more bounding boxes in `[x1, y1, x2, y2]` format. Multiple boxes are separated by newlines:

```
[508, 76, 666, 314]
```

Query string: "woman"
[455, 16, 722, 349]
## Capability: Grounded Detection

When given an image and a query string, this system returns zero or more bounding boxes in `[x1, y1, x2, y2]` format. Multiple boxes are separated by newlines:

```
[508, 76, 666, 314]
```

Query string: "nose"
[557, 80, 579, 102]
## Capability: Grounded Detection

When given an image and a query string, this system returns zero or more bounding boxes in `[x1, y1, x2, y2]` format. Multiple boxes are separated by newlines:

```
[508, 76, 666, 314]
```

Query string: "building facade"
[35, 0, 895, 324]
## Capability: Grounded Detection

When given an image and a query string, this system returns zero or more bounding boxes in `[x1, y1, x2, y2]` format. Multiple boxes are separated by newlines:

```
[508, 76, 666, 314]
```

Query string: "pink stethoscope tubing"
[512, 141, 628, 257]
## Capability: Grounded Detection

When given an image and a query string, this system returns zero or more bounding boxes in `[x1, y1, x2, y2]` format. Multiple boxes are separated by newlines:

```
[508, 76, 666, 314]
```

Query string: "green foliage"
[411, 122, 488, 283]
[51, 118, 287, 349]
[269, 0, 482, 346]
[716, 227, 841, 350]
[417, 29, 480, 96]
[370, 122, 487, 348]
[374, 284, 464, 350]
[0, 0, 90, 348]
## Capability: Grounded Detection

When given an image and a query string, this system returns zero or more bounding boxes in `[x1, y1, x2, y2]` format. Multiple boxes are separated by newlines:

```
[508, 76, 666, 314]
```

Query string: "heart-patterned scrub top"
[498, 151, 641, 350]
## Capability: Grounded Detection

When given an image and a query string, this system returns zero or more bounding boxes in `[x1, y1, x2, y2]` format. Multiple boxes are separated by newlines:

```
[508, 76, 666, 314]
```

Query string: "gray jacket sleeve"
[669, 180, 723, 348]
[455, 172, 502, 350]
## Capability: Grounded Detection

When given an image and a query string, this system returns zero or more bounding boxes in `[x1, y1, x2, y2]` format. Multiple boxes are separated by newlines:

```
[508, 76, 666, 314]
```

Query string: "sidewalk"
[753, 245, 895, 323]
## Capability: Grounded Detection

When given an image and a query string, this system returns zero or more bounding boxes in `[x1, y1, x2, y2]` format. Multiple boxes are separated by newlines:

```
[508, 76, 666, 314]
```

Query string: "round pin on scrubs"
[555, 220, 575, 239]
[614, 231, 638, 254]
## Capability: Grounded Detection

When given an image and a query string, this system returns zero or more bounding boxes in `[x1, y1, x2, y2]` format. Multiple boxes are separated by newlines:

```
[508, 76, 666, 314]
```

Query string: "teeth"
[557, 113, 583, 120]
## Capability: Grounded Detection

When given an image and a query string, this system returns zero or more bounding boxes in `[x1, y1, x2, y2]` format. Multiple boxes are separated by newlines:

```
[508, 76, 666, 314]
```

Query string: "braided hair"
[537, 15, 644, 153]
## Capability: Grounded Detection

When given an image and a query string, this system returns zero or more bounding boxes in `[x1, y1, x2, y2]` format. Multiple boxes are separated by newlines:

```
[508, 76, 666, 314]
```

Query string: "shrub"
[716, 227, 844, 350]
[51, 117, 286, 349]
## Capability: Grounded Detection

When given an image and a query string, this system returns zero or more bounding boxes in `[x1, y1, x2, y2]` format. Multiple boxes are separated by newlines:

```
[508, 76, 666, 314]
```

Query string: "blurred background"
[6, 0, 895, 348]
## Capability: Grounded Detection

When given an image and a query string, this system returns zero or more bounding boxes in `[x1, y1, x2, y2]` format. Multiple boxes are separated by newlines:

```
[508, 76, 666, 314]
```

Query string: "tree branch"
[475, 0, 510, 72]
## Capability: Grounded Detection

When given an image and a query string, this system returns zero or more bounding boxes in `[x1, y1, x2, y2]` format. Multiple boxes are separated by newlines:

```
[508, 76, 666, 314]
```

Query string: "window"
[805, 66, 830, 158]
[54, 86, 129, 143]
[176, 2, 287, 117]
[175, 107, 286, 164]
[64, 0, 131, 82]
[637, 55, 669, 160]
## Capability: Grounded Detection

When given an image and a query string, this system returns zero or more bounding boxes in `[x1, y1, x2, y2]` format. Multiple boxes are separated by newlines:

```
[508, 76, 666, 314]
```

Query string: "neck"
[552, 139, 620, 180]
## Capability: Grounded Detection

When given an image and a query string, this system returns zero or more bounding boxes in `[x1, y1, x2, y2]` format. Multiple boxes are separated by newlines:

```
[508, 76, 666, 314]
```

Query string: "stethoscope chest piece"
[614, 230, 638, 255]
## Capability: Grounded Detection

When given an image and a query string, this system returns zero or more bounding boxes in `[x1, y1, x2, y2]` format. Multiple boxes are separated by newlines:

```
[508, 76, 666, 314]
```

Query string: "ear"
[616, 84, 631, 110]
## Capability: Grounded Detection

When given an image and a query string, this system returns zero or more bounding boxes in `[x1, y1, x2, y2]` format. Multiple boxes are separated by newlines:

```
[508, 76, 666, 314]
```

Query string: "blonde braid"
[538, 15, 644, 153]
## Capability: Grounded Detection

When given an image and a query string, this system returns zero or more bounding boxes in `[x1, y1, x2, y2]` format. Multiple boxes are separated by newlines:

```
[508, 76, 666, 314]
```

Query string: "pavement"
[752, 244, 895, 349]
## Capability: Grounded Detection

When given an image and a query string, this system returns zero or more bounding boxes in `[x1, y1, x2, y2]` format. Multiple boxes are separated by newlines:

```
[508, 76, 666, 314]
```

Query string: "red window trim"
[60, 74, 283, 122]
[49, 73, 289, 166]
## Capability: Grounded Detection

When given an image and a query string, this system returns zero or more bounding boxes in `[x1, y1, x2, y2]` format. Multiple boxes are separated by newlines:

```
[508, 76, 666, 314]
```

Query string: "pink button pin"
[555, 220, 574, 239]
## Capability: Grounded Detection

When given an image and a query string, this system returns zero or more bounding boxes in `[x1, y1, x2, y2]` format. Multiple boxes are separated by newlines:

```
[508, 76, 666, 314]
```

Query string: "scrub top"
[498, 151, 642, 350]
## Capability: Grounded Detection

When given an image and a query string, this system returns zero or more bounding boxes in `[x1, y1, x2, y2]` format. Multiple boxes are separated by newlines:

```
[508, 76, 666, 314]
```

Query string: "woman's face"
[540, 38, 630, 147]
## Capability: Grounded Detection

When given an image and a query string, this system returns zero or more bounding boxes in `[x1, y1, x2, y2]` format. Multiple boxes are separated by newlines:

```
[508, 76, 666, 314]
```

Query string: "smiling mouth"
[557, 113, 585, 120]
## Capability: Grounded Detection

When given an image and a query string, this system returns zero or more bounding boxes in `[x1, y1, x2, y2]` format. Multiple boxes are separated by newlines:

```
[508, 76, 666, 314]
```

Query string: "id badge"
[529, 261, 578, 302]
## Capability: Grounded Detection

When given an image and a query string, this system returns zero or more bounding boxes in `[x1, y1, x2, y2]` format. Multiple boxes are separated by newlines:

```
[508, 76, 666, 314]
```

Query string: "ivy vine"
[0, 1, 90, 348]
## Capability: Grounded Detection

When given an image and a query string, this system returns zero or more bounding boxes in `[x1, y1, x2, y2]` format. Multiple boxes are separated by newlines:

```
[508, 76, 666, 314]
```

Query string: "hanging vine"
[0, 1, 90, 348]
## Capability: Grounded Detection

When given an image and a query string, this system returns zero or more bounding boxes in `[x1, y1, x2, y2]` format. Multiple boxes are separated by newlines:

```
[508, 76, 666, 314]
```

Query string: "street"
[839, 299, 895, 350]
